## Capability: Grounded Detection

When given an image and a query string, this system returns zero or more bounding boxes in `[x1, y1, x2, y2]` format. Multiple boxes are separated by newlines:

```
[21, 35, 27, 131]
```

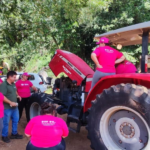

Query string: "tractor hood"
[49, 49, 94, 86]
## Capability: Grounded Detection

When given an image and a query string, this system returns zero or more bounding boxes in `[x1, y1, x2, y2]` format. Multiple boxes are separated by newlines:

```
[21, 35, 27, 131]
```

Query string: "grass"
[45, 88, 52, 94]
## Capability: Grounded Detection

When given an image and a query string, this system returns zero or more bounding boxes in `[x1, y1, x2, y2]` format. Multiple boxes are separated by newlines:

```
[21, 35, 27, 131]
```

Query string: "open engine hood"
[49, 49, 94, 86]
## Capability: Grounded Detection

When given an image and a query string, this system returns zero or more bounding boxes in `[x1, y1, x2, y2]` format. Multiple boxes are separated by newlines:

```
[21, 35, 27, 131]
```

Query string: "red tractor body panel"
[49, 49, 94, 91]
[83, 73, 150, 112]
[49, 50, 150, 113]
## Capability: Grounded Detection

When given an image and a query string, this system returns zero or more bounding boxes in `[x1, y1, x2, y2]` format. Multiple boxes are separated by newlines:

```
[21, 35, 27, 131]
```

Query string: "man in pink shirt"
[25, 102, 69, 150]
[0, 93, 17, 145]
[116, 59, 137, 74]
[90, 37, 125, 90]
[16, 72, 37, 122]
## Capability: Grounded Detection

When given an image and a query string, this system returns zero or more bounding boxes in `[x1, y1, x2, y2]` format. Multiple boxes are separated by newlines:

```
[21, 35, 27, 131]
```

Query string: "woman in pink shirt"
[90, 37, 125, 90]
[25, 102, 69, 150]
[16, 72, 37, 122]
[116, 59, 137, 74]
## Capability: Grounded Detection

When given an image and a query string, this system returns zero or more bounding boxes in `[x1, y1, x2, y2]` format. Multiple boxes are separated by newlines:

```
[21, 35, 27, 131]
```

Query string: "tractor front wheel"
[87, 84, 150, 150]
[27, 93, 52, 120]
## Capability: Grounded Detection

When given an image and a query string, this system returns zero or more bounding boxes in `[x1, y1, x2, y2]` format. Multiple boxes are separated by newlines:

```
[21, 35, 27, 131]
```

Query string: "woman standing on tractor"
[90, 37, 125, 90]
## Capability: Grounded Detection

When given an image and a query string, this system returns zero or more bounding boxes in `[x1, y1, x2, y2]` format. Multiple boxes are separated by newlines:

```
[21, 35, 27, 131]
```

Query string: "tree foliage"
[0, 0, 150, 72]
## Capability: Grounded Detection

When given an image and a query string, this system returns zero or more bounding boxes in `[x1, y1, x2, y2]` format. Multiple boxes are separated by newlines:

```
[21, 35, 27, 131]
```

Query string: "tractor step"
[68, 127, 79, 133]
[67, 115, 81, 133]
[66, 103, 83, 133]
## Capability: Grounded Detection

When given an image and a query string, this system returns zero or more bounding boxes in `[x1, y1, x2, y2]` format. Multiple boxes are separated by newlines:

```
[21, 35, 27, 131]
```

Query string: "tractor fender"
[83, 73, 150, 112]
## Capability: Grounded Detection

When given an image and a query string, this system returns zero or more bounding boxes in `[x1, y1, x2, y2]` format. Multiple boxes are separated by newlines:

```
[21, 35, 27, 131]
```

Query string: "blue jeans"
[2, 107, 19, 137]
[0, 118, 3, 136]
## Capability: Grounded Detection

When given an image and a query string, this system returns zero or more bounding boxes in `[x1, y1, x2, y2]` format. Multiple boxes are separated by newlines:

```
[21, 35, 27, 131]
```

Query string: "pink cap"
[96, 37, 109, 44]
[22, 72, 30, 77]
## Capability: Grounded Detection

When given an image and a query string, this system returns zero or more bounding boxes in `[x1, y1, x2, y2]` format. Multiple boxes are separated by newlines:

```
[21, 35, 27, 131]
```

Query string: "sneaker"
[2, 136, 10, 143]
[10, 133, 23, 139]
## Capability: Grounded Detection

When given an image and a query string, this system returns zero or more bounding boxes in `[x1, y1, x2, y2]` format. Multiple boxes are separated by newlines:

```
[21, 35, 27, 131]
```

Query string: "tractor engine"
[53, 77, 81, 114]
[52, 77, 87, 132]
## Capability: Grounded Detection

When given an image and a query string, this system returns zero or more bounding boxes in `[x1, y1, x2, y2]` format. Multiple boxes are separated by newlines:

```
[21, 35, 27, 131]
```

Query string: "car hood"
[49, 49, 94, 86]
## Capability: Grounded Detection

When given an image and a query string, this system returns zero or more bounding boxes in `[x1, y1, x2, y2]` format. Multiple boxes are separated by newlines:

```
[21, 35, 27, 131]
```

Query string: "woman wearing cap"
[15, 72, 37, 122]
[90, 37, 125, 90]
[25, 102, 69, 150]
[116, 59, 137, 74]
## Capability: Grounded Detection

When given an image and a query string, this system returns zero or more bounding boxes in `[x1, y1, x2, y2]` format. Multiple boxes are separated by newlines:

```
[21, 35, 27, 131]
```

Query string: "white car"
[17, 72, 47, 92]
[0, 75, 6, 82]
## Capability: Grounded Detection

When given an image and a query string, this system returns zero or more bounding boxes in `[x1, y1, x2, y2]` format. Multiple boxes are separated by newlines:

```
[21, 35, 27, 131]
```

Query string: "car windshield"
[17, 74, 35, 81]
[28, 75, 35, 80]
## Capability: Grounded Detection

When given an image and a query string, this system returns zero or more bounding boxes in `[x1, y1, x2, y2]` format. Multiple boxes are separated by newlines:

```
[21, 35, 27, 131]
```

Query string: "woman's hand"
[96, 64, 103, 68]
[17, 95, 22, 101]
[25, 134, 31, 138]
[115, 56, 125, 64]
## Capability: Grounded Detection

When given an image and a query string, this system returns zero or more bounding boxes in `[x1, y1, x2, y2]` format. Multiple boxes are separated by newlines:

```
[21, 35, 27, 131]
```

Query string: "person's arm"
[91, 53, 102, 68]
[15, 81, 21, 101]
[25, 119, 34, 138]
[25, 134, 31, 137]
[16, 91, 22, 101]
[31, 86, 38, 92]
[0, 78, 3, 84]
[29, 81, 38, 92]
[4, 96, 17, 107]
[115, 56, 125, 64]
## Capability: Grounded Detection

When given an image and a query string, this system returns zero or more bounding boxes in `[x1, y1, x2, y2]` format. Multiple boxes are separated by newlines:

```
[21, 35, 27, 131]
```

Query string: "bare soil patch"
[0, 111, 91, 150]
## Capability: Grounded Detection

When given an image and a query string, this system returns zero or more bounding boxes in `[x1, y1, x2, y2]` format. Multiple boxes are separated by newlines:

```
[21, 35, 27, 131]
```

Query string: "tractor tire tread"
[87, 83, 150, 150]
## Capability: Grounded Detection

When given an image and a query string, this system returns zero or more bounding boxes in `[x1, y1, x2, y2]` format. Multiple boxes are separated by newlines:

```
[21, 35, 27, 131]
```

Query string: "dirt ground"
[0, 111, 91, 150]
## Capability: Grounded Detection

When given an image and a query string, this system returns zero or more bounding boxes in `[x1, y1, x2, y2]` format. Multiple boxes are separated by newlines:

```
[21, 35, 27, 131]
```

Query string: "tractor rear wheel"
[27, 93, 52, 120]
[87, 84, 150, 150]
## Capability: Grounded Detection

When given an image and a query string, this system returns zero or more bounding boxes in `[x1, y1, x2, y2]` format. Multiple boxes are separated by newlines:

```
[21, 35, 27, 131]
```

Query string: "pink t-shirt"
[0, 92, 4, 118]
[116, 60, 137, 74]
[15, 80, 33, 98]
[0, 78, 3, 83]
[25, 115, 69, 148]
[93, 46, 123, 73]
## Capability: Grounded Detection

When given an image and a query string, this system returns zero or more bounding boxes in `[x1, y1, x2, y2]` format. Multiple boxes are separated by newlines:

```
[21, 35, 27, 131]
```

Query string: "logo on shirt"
[105, 49, 114, 53]
[42, 121, 56, 126]
[126, 62, 131, 65]
[21, 84, 29, 86]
